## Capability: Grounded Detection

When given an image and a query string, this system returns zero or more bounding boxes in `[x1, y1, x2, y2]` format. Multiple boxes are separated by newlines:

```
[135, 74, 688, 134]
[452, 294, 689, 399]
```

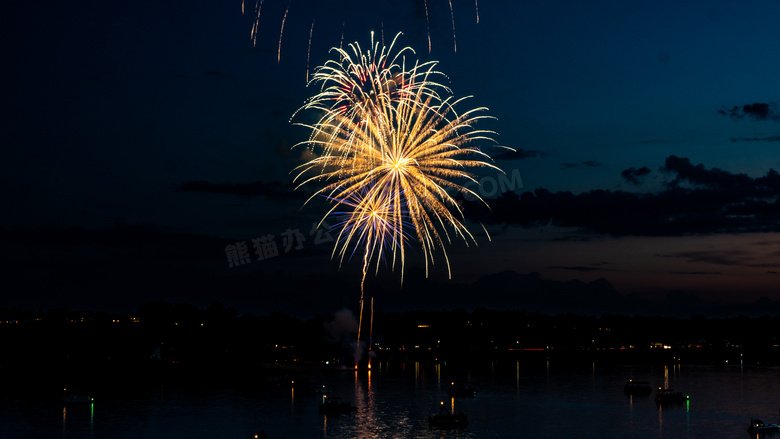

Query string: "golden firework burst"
[293, 32, 509, 287]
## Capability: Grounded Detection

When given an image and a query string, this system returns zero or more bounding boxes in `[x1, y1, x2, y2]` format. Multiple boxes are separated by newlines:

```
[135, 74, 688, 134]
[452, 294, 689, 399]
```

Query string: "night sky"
[4, 0, 780, 316]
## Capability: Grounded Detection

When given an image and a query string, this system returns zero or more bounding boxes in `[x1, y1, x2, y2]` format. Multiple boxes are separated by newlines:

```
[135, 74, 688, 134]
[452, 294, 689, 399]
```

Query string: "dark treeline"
[1, 302, 779, 396]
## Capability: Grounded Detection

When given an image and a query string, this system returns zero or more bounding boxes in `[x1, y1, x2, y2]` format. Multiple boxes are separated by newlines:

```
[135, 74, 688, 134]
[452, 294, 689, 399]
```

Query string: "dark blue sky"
[4, 0, 780, 314]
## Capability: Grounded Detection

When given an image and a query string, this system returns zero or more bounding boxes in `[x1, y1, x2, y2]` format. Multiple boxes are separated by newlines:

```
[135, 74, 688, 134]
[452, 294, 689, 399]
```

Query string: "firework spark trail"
[306, 20, 315, 83]
[277, 0, 291, 63]
[247, 0, 264, 47]
[243, 1, 477, 55]
[357, 293, 365, 367]
[369, 296, 374, 369]
[448, 0, 457, 52]
[340, 21, 345, 50]
[424, 0, 432, 53]
[480, 222, 491, 241]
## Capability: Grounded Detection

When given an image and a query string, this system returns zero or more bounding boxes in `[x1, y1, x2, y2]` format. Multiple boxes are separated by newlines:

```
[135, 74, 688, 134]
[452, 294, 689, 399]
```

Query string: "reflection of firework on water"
[242, 0, 481, 62]
[293, 32, 508, 288]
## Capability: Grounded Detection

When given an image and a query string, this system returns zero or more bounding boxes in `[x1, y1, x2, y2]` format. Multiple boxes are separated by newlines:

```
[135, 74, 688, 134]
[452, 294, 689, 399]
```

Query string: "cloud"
[742, 103, 772, 120]
[730, 135, 780, 142]
[546, 265, 602, 272]
[560, 160, 601, 169]
[492, 148, 550, 160]
[660, 155, 762, 191]
[661, 248, 780, 270]
[203, 70, 231, 80]
[662, 250, 749, 266]
[718, 102, 780, 121]
[754, 240, 780, 246]
[4, 226, 780, 317]
[743, 103, 777, 120]
[633, 139, 671, 145]
[670, 271, 721, 275]
[461, 156, 780, 236]
[621, 166, 651, 184]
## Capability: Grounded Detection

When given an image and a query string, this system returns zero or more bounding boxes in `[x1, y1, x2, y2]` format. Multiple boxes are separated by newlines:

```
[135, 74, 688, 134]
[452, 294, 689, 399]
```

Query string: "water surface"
[2, 361, 778, 438]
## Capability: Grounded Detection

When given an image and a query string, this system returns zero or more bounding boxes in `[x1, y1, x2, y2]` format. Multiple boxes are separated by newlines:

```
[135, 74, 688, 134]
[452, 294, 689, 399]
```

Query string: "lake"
[2, 359, 779, 438]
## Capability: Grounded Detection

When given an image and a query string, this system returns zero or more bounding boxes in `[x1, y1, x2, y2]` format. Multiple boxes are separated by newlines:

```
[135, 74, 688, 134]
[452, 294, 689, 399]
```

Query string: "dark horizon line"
[2, 295, 780, 321]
